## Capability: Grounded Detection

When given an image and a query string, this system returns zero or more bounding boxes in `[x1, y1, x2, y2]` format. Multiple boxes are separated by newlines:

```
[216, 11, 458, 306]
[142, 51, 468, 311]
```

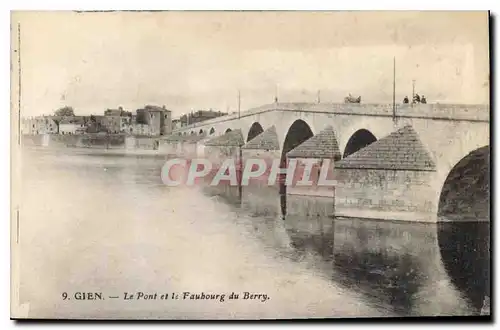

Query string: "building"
[180, 109, 227, 127]
[21, 116, 59, 135]
[172, 119, 182, 131]
[104, 108, 122, 117]
[101, 116, 120, 133]
[131, 123, 152, 136]
[100, 107, 133, 134]
[104, 106, 132, 117]
[135, 105, 171, 136]
[162, 108, 172, 136]
[59, 117, 87, 135]
[86, 115, 106, 133]
[136, 108, 160, 135]
[120, 116, 132, 132]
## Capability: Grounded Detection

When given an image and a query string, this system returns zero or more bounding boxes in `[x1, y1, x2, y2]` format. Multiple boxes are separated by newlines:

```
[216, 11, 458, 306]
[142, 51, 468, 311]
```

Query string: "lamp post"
[412, 79, 416, 107]
[392, 56, 396, 122]
[237, 90, 243, 203]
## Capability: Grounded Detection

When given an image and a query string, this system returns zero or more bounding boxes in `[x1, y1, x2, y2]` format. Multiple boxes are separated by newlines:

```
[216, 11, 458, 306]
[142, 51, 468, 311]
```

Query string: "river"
[15, 147, 490, 319]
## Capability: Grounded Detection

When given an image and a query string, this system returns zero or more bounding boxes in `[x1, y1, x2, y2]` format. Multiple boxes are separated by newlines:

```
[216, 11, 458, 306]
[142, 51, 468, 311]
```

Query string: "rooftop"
[143, 105, 170, 112]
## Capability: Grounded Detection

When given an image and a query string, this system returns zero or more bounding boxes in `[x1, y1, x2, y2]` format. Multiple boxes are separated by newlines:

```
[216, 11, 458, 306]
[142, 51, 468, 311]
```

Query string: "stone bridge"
[171, 102, 490, 223]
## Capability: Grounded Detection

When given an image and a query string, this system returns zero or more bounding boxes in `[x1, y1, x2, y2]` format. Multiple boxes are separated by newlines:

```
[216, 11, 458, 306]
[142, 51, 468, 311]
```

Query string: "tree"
[54, 106, 75, 117]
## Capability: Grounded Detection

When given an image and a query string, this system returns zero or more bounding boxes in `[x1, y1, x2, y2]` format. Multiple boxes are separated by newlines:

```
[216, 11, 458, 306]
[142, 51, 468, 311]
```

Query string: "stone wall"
[126, 136, 160, 150]
[182, 142, 199, 158]
[287, 158, 335, 196]
[237, 149, 281, 217]
[161, 141, 200, 158]
[163, 111, 172, 136]
[158, 140, 179, 154]
[22, 134, 125, 148]
[205, 145, 240, 167]
[287, 194, 334, 216]
[79, 134, 126, 148]
[241, 149, 280, 183]
[20, 134, 172, 151]
[21, 134, 53, 147]
[334, 168, 436, 222]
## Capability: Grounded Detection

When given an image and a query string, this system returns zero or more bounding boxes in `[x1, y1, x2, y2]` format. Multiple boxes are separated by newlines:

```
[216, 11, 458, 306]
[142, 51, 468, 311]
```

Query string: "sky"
[12, 11, 489, 118]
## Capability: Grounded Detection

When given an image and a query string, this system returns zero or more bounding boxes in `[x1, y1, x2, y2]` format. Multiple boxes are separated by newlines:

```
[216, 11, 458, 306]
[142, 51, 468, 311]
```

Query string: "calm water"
[16, 147, 490, 319]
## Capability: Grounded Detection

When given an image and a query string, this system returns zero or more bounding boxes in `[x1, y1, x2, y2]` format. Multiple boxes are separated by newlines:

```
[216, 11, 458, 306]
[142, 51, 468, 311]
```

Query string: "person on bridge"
[403, 96, 409, 104]
[413, 94, 421, 103]
[421, 95, 427, 104]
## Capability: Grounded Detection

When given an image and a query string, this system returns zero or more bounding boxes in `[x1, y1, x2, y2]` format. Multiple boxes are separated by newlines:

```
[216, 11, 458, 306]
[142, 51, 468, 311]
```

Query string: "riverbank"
[21, 133, 164, 151]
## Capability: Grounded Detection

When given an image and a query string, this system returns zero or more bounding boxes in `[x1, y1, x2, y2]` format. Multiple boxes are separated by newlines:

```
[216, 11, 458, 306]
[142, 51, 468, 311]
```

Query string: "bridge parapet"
[394, 104, 489, 121]
[172, 103, 281, 133]
[301, 103, 489, 121]
[172, 102, 489, 134]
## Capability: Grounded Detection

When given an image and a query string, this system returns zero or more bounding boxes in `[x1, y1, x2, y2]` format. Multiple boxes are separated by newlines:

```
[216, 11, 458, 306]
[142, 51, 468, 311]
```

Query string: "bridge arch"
[281, 119, 314, 163]
[199, 129, 204, 135]
[343, 129, 377, 158]
[190, 131, 195, 135]
[279, 119, 314, 216]
[277, 116, 316, 151]
[338, 118, 393, 159]
[225, 128, 232, 134]
[430, 123, 490, 216]
[247, 122, 264, 142]
[437, 145, 490, 313]
[209, 127, 215, 135]
[437, 145, 489, 221]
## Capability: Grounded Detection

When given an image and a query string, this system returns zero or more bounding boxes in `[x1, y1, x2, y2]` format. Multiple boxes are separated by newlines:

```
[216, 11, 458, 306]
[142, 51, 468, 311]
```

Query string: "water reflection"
[206, 183, 490, 317]
[328, 220, 429, 315]
[285, 226, 335, 261]
[437, 222, 490, 313]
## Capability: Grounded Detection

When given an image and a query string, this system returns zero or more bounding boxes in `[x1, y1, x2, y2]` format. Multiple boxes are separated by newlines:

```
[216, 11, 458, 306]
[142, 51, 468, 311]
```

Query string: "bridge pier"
[333, 126, 439, 223]
[333, 168, 438, 223]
